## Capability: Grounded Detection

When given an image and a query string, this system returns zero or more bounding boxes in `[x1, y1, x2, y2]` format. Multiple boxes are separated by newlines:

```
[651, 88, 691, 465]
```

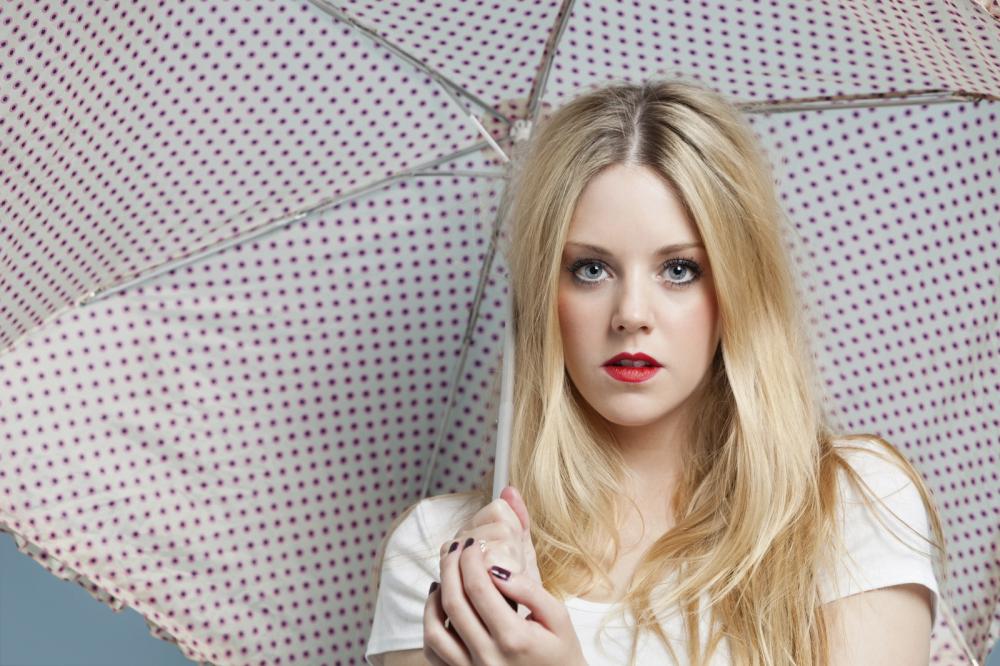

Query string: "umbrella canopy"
[1, 1, 998, 664]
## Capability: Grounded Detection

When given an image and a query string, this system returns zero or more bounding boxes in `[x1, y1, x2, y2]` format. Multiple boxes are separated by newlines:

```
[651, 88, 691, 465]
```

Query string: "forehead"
[565, 164, 701, 250]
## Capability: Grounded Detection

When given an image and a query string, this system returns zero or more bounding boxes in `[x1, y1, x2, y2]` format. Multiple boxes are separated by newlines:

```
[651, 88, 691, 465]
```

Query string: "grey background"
[0, 534, 193, 666]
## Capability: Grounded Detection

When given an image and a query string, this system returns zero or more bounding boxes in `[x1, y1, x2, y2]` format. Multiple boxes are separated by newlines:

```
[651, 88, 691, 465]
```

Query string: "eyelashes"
[567, 257, 704, 288]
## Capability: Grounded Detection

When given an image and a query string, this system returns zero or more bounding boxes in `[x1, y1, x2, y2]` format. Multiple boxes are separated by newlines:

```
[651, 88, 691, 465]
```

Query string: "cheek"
[557, 289, 590, 363]
[664, 288, 719, 351]
[700, 284, 721, 342]
[556, 293, 573, 343]
[649, 278, 709, 319]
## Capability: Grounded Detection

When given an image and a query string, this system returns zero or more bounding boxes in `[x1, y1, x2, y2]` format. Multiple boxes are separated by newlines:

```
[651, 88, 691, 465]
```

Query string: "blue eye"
[567, 258, 703, 287]
[663, 260, 701, 285]
[570, 261, 609, 284]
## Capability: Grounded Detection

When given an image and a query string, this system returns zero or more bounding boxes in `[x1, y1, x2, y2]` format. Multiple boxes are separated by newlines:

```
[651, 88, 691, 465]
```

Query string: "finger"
[500, 485, 531, 532]
[423, 581, 471, 666]
[500, 486, 538, 550]
[439, 522, 511, 558]
[458, 536, 525, 644]
[422, 646, 449, 666]
[439, 537, 491, 655]
[487, 491, 538, 588]
[480, 555, 569, 635]
[442, 533, 522, 579]
[471, 497, 522, 535]
[500, 486, 540, 570]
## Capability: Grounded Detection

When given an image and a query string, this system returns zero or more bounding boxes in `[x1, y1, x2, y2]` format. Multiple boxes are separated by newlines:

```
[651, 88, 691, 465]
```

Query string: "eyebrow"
[564, 241, 704, 256]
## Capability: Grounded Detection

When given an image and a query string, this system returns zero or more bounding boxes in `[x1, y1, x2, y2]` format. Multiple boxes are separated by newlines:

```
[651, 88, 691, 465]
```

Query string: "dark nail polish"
[489, 565, 511, 581]
[429, 581, 439, 594]
[448, 541, 459, 553]
[462, 537, 474, 550]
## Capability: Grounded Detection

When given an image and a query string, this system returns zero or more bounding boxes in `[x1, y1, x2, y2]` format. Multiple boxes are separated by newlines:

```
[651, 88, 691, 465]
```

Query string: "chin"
[586, 398, 676, 428]
[598, 410, 667, 428]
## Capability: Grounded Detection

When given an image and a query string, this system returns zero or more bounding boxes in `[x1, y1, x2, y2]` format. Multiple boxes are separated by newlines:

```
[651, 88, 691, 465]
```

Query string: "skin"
[422, 487, 586, 666]
[823, 583, 934, 665]
[557, 162, 721, 503]
[380, 162, 933, 665]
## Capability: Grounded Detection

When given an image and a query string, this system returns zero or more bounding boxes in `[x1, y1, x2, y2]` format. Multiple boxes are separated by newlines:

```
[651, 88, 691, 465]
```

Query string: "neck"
[613, 417, 687, 497]
[582, 399, 690, 502]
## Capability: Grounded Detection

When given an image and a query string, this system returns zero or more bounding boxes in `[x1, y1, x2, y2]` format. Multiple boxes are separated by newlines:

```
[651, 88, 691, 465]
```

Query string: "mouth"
[601, 352, 662, 384]
[602, 352, 662, 368]
[603, 364, 660, 383]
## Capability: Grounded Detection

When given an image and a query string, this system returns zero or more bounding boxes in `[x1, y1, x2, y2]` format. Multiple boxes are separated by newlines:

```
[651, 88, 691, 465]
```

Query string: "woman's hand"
[421, 487, 587, 665]
[436, 486, 542, 586]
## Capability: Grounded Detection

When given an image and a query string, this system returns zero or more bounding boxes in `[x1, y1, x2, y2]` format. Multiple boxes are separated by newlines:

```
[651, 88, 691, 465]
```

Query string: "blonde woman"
[364, 78, 946, 665]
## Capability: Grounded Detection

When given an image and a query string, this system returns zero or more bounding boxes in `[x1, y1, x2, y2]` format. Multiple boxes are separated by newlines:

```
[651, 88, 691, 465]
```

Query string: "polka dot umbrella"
[1, 1, 998, 664]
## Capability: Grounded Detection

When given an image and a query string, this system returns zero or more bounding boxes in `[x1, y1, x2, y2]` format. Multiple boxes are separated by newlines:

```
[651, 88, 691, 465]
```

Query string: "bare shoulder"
[380, 648, 431, 666]
[823, 583, 933, 666]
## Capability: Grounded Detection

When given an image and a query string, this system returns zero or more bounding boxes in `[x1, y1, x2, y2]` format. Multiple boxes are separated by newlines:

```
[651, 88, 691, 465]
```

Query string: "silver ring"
[478, 539, 487, 553]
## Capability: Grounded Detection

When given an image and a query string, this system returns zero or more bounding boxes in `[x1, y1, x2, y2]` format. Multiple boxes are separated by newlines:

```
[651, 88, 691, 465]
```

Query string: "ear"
[500, 485, 531, 532]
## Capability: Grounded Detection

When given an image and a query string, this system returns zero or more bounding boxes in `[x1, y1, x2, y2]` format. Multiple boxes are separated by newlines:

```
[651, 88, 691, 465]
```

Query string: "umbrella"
[1, 1, 998, 664]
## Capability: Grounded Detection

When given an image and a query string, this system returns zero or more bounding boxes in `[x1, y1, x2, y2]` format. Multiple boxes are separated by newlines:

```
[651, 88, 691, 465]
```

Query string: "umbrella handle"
[491, 295, 515, 501]
[493, 295, 519, 615]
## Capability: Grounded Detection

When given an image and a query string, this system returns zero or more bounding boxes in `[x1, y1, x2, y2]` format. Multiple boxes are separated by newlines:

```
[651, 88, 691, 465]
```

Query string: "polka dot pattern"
[0, 146, 506, 664]
[749, 101, 999, 664]
[0, 1, 997, 664]
[542, 0, 1000, 103]
[338, 0, 563, 104]
[0, 0, 483, 353]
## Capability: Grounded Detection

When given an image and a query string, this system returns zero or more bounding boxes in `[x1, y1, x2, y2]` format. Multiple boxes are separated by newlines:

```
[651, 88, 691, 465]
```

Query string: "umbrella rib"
[738, 88, 994, 113]
[419, 191, 509, 500]
[420, 0, 580, 498]
[415, 0, 583, 495]
[302, 0, 512, 127]
[526, 0, 579, 127]
[411, 170, 506, 179]
[80, 140, 501, 305]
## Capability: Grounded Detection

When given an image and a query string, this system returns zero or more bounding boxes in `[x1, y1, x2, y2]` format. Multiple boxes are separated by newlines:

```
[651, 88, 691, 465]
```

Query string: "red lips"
[603, 352, 661, 367]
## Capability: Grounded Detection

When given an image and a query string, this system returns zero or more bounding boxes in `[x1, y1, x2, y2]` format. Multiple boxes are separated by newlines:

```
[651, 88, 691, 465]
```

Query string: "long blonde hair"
[367, 77, 947, 665]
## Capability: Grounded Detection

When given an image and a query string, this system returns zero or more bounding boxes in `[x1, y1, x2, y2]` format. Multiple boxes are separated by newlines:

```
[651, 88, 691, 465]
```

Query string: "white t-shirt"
[364, 440, 940, 665]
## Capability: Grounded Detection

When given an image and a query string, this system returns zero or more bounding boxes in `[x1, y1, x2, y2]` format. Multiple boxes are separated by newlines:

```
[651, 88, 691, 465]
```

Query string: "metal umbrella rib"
[79, 139, 505, 306]
[303, 0, 514, 128]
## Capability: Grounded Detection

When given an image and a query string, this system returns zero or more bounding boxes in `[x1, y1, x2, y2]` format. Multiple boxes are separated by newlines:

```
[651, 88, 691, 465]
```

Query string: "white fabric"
[365, 440, 940, 665]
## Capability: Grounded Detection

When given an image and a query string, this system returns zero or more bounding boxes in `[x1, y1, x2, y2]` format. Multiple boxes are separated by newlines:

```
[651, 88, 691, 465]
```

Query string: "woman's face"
[557, 163, 721, 432]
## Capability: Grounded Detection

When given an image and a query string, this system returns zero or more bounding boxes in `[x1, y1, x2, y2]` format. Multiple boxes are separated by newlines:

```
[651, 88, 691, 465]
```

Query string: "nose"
[610, 273, 654, 333]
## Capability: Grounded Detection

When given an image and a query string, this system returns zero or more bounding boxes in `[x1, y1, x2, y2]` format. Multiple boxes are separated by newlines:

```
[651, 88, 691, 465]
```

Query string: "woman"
[364, 78, 946, 665]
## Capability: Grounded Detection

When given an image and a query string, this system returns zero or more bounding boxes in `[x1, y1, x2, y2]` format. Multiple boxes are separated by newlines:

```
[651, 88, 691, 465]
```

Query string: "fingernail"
[489, 565, 511, 581]
[462, 537, 474, 550]
[429, 581, 439, 594]
[448, 541, 459, 553]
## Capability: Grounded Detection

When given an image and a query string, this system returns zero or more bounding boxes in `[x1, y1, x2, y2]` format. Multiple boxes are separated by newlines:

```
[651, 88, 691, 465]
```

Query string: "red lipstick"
[602, 352, 661, 383]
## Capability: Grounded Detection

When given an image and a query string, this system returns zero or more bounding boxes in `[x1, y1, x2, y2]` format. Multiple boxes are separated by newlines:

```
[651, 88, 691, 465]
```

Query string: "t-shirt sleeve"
[365, 496, 475, 665]
[818, 442, 940, 626]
